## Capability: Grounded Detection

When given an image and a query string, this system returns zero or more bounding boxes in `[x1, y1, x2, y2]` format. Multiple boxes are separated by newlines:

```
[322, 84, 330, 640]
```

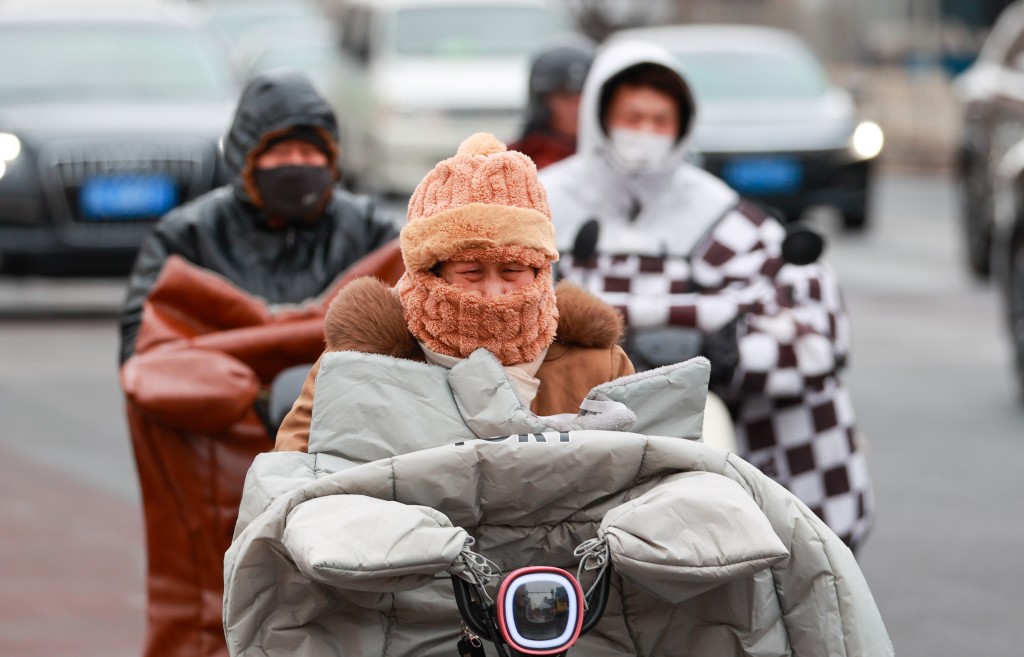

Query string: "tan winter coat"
[274, 277, 635, 452]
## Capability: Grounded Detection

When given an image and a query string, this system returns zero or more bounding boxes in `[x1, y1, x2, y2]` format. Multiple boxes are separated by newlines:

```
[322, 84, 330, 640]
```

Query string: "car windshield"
[252, 43, 336, 80]
[236, 21, 338, 77]
[0, 26, 236, 103]
[211, 2, 328, 45]
[672, 48, 830, 101]
[393, 6, 565, 57]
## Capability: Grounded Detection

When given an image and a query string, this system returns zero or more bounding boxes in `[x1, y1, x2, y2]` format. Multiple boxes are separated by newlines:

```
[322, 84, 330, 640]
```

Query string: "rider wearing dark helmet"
[509, 38, 595, 170]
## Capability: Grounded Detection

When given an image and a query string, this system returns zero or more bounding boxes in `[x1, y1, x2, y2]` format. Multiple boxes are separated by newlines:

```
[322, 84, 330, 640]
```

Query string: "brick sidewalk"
[0, 446, 144, 657]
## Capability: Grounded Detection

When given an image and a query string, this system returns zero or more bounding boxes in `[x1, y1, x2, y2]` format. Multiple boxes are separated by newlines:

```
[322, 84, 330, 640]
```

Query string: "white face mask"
[609, 128, 676, 172]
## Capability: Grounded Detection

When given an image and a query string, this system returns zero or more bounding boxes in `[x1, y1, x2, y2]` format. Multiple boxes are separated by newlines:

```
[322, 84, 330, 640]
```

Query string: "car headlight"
[0, 133, 19, 180]
[850, 121, 884, 160]
[0, 133, 21, 161]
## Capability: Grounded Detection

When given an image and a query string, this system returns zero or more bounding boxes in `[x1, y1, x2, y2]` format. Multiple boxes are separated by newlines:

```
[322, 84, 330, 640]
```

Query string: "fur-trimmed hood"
[324, 276, 624, 359]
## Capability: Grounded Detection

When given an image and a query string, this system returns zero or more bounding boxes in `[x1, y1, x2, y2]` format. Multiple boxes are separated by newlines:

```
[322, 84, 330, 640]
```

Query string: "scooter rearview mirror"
[497, 567, 584, 656]
[781, 222, 825, 266]
[571, 218, 600, 266]
[454, 563, 609, 657]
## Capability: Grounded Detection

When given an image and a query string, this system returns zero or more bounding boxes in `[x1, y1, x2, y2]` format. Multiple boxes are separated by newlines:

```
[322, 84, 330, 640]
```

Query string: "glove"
[701, 319, 740, 387]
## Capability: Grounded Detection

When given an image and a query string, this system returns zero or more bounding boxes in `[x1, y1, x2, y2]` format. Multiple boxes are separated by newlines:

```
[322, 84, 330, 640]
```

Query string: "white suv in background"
[328, 0, 574, 197]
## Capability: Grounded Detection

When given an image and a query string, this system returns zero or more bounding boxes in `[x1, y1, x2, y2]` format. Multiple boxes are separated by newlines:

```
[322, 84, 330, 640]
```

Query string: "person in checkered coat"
[537, 39, 874, 550]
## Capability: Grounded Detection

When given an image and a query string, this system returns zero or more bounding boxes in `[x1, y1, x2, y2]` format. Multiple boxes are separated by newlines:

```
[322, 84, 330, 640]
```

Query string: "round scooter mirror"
[781, 222, 825, 266]
[497, 567, 584, 655]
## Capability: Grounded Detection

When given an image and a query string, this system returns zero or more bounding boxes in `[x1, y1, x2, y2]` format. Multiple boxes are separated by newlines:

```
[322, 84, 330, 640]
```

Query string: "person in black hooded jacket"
[118, 70, 399, 363]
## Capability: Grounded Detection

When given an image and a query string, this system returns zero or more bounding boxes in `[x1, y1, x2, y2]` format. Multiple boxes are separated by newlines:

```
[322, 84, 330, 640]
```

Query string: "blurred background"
[1, 0, 1022, 656]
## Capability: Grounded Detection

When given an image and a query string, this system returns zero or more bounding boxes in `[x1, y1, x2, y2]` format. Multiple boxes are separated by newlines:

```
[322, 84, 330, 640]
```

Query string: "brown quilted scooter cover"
[120, 239, 404, 657]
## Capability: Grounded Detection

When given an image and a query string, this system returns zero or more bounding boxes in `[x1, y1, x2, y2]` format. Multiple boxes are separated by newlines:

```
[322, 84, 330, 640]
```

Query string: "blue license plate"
[80, 174, 178, 220]
[721, 157, 803, 194]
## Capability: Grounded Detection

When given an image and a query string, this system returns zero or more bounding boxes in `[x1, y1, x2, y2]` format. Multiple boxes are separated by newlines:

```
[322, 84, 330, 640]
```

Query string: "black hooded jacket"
[118, 72, 399, 363]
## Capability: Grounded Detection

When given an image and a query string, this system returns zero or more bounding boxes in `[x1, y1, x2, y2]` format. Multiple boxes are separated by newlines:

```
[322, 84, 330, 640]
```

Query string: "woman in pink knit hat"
[275, 132, 634, 452]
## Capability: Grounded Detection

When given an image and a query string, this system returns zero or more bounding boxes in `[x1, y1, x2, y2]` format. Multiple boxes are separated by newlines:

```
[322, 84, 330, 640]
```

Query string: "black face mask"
[253, 165, 333, 225]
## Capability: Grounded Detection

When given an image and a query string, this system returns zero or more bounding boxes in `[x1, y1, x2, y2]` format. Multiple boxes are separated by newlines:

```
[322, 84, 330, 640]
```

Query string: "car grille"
[40, 140, 214, 226]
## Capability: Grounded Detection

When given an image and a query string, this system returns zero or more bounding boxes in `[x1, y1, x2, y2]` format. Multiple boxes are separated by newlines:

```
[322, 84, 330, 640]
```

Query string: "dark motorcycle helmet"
[520, 38, 596, 135]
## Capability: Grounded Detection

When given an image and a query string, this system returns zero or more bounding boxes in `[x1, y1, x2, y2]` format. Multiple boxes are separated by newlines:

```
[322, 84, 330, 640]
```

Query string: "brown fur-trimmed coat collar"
[323, 277, 624, 358]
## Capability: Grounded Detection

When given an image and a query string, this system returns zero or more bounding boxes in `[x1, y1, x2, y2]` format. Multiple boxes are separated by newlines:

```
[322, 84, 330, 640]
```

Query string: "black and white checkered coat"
[556, 200, 873, 549]
[537, 38, 873, 549]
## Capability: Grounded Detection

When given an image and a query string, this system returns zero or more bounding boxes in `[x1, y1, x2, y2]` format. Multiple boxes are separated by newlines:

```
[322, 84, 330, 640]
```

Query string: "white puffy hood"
[577, 39, 696, 174]
[540, 39, 738, 258]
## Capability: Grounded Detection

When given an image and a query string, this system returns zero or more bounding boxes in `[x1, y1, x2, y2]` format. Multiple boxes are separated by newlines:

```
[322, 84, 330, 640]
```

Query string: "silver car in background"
[328, 0, 575, 197]
[611, 24, 884, 230]
[0, 0, 239, 275]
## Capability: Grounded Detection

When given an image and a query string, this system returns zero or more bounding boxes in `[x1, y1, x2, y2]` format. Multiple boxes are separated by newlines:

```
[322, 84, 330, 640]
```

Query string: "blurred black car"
[952, 0, 1024, 278]
[611, 24, 884, 230]
[0, 0, 240, 276]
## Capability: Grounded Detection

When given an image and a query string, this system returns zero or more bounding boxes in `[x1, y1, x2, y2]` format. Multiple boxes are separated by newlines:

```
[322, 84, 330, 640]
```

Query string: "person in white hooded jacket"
[539, 39, 874, 550]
